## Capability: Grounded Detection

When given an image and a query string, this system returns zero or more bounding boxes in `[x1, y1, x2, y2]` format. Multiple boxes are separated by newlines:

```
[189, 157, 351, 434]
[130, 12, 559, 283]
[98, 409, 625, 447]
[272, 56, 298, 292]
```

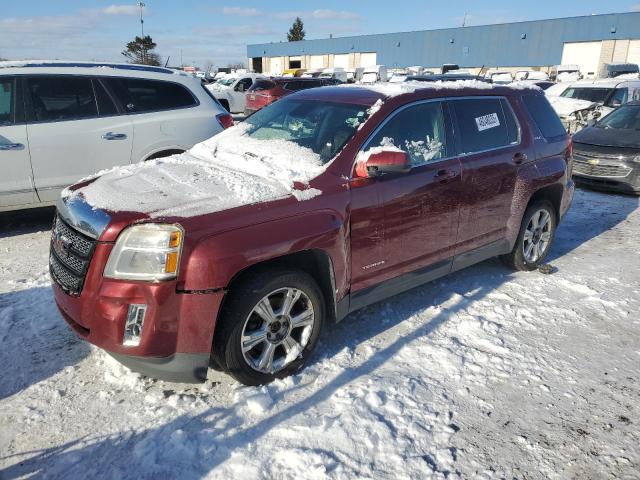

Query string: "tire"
[500, 201, 557, 271]
[212, 268, 324, 386]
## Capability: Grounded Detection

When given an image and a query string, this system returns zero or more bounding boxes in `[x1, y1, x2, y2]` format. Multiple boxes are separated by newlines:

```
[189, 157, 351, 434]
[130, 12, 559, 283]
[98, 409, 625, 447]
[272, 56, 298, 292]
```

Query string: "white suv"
[206, 73, 266, 113]
[0, 61, 233, 212]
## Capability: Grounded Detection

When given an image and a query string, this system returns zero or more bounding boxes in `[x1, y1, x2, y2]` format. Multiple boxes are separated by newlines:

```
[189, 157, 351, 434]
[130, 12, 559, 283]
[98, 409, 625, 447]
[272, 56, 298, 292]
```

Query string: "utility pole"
[137, 2, 146, 63]
[462, 11, 467, 27]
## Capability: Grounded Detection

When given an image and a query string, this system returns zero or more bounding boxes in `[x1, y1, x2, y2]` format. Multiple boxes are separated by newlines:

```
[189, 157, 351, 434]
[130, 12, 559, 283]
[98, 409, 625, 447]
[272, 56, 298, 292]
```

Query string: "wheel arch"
[217, 248, 338, 328]
[144, 148, 185, 161]
[526, 183, 564, 222]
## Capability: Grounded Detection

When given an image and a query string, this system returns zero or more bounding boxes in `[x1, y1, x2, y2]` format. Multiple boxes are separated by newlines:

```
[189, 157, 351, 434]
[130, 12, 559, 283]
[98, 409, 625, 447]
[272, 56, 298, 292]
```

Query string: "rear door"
[0, 76, 38, 208]
[25, 75, 133, 202]
[350, 100, 462, 292]
[449, 97, 528, 254]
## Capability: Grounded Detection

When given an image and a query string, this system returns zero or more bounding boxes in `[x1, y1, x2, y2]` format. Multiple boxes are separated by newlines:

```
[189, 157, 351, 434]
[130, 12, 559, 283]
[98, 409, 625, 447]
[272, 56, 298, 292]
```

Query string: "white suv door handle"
[102, 132, 128, 140]
[0, 142, 25, 150]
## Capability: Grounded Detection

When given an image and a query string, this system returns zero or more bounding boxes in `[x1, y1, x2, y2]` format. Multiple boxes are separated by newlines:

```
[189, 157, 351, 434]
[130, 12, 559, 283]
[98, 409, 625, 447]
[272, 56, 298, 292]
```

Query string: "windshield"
[561, 87, 612, 104]
[244, 98, 371, 163]
[597, 105, 640, 130]
[217, 77, 237, 87]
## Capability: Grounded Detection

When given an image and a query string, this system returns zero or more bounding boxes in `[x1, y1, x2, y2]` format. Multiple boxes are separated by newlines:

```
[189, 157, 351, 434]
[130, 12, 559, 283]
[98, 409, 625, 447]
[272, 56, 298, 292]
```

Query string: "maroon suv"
[50, 83, 574, 385]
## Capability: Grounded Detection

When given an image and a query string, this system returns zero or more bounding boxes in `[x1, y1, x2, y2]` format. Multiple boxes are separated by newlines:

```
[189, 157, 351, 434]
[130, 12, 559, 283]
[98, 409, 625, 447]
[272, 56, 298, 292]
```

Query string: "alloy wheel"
[522, 208, 552, 263]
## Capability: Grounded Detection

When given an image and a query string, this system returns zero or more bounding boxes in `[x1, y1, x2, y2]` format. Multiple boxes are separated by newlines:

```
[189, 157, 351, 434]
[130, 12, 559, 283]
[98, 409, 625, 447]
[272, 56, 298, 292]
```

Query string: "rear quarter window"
[0, 78, 14, 125]
[451, 97, 517, 154]
[521, 94, 566, 140]
[106, 78, 197, 113]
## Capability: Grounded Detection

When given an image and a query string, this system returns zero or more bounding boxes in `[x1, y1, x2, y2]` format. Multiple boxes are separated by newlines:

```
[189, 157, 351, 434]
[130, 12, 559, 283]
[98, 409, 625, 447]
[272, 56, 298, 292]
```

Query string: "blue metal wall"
[247, 12, 640, 67]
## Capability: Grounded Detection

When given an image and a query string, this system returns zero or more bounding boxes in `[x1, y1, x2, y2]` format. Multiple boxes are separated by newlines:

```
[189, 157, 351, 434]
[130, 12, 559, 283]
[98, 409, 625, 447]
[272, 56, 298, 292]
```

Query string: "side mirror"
[355, 149, 411, 178]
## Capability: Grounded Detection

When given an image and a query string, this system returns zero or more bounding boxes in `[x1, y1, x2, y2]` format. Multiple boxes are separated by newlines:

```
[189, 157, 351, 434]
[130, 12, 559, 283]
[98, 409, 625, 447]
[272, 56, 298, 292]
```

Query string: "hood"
[547, 96, 597, 117]
[573, 126, 640, 149]
[63, 125, 325, 220]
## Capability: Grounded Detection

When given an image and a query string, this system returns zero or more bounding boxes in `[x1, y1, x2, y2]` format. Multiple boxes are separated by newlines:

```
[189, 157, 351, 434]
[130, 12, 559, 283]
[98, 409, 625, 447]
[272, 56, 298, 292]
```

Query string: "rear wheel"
[501, 201, 557, 271]
[213, 269, 324, 386]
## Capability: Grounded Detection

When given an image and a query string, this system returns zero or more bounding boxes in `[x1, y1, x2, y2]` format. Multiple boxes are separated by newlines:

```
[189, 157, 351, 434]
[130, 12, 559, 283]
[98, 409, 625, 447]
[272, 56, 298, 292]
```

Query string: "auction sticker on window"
[475, 113, 500, 131]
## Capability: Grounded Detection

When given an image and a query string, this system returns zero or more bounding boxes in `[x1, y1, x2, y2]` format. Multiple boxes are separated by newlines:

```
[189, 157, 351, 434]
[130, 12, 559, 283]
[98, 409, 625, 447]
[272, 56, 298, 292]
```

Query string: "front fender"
[180, 210, 349, 294]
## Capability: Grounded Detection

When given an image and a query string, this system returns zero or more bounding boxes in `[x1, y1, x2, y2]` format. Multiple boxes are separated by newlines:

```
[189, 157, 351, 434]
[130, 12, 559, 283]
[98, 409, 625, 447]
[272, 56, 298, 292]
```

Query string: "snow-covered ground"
[1, 188, 639, 479]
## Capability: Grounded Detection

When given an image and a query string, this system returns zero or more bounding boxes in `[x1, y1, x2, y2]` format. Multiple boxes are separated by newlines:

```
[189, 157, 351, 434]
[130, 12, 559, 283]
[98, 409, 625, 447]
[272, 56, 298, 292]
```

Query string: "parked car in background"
[282, 68, 306, 77]
[571, 101, 640, 194]
[51, 81, 573, 385]
[0, 61, 232, 212]
[515, 70, 550, 81]
[547, 78, 640, 132]
[551, 64, 583, 82]
[244, 77, 339, 116]
[206, 73, 266, 113]
[599, 63, 640, 79]
[319, 68, 347, 83]
[360, 65, 388, 84]
[406, 73, 488, 83]
[486, 71, 514, 84]
[301, 69, 323, 78]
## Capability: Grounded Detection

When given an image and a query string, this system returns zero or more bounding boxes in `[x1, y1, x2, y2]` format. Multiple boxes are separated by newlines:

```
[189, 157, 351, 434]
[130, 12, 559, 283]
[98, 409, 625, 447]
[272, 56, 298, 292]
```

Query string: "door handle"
[102, 132, 128, 140]
[434, 169, 457, 183]
[512, 152, 527, 165]
[0, 142, 25, 151]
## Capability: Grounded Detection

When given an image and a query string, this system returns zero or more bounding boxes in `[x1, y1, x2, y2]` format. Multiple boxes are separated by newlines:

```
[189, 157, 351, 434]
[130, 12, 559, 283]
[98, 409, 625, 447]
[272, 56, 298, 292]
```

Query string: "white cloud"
[221, 7, 260, 17]
[631, 4, 640, 12]
[310, 9, 360, 20]
[102, 5, 146, 16]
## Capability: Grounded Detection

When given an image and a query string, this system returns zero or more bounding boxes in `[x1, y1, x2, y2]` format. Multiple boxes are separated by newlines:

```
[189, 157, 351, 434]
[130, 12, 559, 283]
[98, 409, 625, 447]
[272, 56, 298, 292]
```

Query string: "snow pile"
[64, 124, 325, 218]
[547, 96, 597, 117]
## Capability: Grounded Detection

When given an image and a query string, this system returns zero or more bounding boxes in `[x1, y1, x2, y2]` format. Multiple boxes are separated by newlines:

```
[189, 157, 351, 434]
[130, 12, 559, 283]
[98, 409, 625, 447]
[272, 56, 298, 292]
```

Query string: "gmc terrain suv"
[50, 82, 574, 385]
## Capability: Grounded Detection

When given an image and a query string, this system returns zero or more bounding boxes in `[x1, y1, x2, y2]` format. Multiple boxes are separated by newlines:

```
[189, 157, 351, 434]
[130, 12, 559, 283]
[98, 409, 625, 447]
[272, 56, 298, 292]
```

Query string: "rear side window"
[451, 98, 516, 154]
[27, 76, 97, 122]
[522, 94, 566, 139]
[284, 81, 320, 91]
[0, 78, 14, 125]
[106, 78, 196, 113]
[248, 79, 276, 92]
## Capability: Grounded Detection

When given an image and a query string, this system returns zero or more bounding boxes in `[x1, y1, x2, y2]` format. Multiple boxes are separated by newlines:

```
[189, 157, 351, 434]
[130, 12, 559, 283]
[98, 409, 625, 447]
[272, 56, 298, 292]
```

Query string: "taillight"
[216, 113, 234, 129]
[565, 136, 574, 175]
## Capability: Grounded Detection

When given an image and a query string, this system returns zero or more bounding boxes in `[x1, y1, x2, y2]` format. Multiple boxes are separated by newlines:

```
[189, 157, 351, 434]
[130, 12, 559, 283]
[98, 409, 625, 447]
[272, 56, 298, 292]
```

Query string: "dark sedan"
[572, 101, 640, 195]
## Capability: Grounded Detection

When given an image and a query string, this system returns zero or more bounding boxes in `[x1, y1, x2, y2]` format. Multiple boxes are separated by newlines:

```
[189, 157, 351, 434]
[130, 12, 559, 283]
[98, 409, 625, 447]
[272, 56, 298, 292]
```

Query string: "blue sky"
[1, 1, 639, 67]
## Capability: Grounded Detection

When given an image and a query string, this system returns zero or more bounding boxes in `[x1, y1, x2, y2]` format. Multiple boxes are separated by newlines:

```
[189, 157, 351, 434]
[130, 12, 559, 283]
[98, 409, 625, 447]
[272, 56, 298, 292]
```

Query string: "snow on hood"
[64, 124, 325, 218]
[547, 96, 597, 117]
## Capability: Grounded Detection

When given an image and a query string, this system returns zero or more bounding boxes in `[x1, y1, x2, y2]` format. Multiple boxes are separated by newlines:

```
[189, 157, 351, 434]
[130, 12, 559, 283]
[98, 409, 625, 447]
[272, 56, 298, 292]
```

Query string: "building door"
[561, 41, 602, 78]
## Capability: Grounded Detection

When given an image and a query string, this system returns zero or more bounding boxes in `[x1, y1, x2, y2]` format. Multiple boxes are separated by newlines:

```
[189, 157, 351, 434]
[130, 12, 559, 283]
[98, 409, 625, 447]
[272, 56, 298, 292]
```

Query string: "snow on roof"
[341, 79, 539, 98]
[65, 125, 325, 218]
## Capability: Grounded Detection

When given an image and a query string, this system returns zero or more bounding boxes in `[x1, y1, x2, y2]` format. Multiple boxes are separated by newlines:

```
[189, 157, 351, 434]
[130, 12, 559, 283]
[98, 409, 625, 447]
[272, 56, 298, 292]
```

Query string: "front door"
[350, 100, 461, 294]
[24, 75, 133, 202]
[0, 76, 37, 208]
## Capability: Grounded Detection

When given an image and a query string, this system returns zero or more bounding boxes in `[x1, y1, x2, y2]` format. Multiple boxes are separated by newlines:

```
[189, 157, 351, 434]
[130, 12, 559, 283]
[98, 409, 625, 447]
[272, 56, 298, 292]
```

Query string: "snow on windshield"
[65, 124, 326, 218]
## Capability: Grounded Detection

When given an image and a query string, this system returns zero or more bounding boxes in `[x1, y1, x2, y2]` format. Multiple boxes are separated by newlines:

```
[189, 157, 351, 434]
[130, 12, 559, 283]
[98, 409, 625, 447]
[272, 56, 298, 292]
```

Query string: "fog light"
[123, 304, 147, 346]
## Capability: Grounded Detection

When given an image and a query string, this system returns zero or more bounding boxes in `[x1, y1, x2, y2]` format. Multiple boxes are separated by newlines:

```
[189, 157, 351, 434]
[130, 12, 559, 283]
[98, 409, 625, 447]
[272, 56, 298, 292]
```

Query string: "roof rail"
[0, 61, 176, 75]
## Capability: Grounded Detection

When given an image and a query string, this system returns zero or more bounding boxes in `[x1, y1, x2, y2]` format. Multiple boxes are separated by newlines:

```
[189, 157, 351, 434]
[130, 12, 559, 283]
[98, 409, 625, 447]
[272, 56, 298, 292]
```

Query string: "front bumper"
[572, 156, 640, 194]
[52, 243, 225, 382]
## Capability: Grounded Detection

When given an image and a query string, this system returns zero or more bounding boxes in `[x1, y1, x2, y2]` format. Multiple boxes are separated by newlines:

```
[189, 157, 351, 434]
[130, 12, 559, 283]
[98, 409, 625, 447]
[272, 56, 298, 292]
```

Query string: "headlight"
[633, 155, 640, 163]
[104, 224, 184, 281]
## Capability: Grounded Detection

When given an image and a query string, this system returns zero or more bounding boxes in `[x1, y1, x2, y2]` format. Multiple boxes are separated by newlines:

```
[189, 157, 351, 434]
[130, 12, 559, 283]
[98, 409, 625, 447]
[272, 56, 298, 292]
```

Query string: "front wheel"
[501, 201, 557, 271]
[213, 269, 324, 386]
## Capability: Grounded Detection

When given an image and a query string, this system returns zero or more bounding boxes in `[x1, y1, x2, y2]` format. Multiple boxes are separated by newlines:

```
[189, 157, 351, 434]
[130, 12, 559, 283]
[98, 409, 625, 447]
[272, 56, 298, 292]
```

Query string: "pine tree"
[121, 35, 161, 66]
[287, 17, 306, 42]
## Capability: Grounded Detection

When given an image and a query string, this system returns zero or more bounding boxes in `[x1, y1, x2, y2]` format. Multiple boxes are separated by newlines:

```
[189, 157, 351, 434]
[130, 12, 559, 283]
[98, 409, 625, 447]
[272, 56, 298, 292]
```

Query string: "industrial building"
[246, 12, 640, 77]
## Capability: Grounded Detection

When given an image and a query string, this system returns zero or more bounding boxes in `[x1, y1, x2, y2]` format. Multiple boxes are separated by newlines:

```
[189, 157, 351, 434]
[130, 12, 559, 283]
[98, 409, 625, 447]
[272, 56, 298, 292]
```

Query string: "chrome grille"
[572, 157, 632, 178]
[49, 216, 97, 295]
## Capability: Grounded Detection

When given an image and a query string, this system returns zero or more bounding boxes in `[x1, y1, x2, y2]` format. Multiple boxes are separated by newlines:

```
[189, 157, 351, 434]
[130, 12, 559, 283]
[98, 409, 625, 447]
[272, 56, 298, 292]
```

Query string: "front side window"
[451, 98, 517, 154]
[0, 78, 13, 125]
[245, 98, 370, 163]
[106, 78, 196, 113]
[367, 102, 448, 166]
[605, 88, 628, 107]
[27, 76, 97, 122]
[560, 87, 611, 104]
